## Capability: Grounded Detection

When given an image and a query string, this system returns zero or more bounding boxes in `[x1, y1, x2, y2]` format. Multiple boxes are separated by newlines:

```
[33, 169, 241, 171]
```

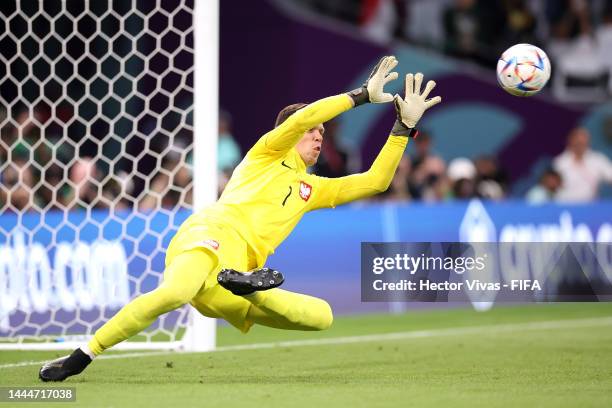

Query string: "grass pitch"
[1, 303, 612, 408]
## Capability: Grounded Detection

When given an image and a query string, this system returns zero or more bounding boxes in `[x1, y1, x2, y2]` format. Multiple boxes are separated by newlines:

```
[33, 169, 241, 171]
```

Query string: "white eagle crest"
[299, 181, 312, 201]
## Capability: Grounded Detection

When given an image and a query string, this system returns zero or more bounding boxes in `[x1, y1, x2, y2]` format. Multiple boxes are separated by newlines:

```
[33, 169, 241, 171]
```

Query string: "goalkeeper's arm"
[261, 56, 399, 153]
[328, 72, 442, 206]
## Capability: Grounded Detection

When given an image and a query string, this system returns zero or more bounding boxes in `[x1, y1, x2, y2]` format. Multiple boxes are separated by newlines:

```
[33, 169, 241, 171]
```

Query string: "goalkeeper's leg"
[215, 268, 333, 331]
[39, 248, 216, 382]
[244, 289, 334, 331]
[87, 248, 214, 354]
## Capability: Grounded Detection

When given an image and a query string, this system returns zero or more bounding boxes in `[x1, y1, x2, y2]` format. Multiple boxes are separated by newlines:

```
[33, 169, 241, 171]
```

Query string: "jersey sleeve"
[249, 94, 353, 157]
[310, 135, 409, 209]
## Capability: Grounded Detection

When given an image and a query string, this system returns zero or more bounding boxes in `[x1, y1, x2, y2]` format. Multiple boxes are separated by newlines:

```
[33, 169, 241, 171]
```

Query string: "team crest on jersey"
[200, 239, 220, 250]
[299, 181, 312, 201]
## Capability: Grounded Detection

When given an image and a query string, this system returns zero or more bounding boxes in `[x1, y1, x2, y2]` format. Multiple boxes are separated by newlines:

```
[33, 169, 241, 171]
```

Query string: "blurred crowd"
[3, 0, 612, 213]
[219, 111, 611, 204]
[283, 0, 612, 203]
[2, 106, 612, 213]
[376, 132, 511, 202]
[298, 0, 612, 59]
[377, 126, 612, 204]
[298, 0, 612, 96]
[0, 106, 245, 213]
[527, 127, 612, 203]
[0, 107, 194, 213]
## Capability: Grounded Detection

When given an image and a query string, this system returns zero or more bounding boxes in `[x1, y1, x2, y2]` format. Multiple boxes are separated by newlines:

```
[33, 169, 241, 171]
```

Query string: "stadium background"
[1, 0, 612, 336]
[219, 0, 612, 314]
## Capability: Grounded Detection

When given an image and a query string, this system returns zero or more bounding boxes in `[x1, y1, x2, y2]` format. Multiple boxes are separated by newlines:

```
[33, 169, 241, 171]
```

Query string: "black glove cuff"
[391, 120, 418, 138]
[346, 86, 369, 107]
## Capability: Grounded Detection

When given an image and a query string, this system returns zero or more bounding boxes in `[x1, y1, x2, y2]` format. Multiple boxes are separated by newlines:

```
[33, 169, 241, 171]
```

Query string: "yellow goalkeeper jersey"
[181, 94, 408, 267]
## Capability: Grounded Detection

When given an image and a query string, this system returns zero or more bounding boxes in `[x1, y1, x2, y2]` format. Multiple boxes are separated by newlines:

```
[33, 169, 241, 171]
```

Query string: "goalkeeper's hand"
[347, 55, 399, 106]
[391, 73, 442, 137]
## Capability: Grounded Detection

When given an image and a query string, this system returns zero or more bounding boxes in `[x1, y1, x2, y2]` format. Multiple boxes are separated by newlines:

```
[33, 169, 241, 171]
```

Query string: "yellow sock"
[88, 249, 216, 355]
[246, 289, 333, 331]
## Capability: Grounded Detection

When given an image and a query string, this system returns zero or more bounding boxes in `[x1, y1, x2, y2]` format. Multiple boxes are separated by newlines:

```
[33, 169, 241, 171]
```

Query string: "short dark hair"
[274, 103, 307, 127]
[542, 167, 561, 181]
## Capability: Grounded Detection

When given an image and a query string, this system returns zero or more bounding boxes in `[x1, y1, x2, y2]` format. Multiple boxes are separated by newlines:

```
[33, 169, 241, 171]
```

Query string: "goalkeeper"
[39, 56, 442, 381]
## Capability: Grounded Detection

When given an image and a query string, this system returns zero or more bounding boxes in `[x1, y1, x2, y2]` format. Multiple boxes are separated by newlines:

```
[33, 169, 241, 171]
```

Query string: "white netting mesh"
[0, 0, 195, 344]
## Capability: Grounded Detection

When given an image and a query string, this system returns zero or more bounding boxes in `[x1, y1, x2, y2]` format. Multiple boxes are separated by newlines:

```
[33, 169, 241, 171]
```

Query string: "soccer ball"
[496, 43, 551, 97]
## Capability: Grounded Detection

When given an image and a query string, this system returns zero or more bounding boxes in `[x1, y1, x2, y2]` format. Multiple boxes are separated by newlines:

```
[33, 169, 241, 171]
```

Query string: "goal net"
[0, 0, 216, 351]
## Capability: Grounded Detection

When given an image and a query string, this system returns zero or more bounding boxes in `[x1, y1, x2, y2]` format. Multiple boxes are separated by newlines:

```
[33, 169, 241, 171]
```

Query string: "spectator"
[1, 158, 34, 211]
[422, 173, 452, 202]
[380, 155, 412, 201]
[218, 111, 241, 173]
[474, 155, 507, 200]
[408, 132, 446, 200]
[174, 160, 193, 206]
[63, 157, 104, 209]
[447, 157, 477, 199]
[545, 0, 608, 100]
[140, 155, 193, 210]
[503, 0, 538, 45]
[406, 0, 448, 47]
[545, 0, 592, 42]
[553, 127, 612, 202]
[101, 173, 131, 211]
[37, 163, 65, 210]
[443, 0, 481, 59]
[595, 1, 612, 90]
[443, 0, 506, 64]
[526, 167, 562, 203]
[360, 0, 409, 43]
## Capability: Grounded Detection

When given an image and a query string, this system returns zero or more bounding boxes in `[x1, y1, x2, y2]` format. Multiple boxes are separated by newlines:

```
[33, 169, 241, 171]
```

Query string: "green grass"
[1, 303, 612, 408]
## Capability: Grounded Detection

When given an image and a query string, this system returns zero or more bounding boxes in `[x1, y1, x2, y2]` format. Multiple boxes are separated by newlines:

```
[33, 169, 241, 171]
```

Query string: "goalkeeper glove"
[347, 55, 399, 106]
[391, 72, 442, 137]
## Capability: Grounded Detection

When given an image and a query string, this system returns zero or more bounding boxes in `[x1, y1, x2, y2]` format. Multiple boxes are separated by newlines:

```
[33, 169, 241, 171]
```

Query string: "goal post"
[0, 0, 218, 351]
[184, 0, 218, 353]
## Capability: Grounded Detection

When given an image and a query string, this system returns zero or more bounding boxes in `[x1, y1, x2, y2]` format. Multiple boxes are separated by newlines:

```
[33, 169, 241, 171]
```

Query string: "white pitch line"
[1, 316, 611, 370]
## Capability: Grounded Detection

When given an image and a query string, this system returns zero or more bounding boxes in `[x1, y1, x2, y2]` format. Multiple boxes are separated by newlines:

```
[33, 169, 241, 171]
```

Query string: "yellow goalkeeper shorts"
[165, 221, 258, 333]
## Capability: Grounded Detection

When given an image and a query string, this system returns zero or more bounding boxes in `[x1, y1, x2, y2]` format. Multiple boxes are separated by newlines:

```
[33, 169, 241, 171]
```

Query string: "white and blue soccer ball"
[496, 43, 551, 97]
